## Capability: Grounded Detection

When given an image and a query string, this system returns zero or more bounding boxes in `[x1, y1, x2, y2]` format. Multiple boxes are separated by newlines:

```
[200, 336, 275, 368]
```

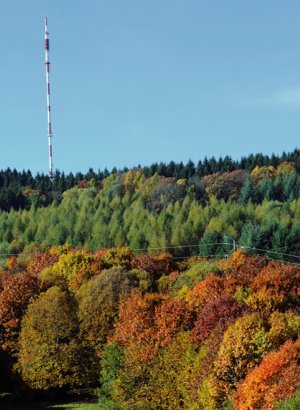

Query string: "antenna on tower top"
[44, 16, 54, 181]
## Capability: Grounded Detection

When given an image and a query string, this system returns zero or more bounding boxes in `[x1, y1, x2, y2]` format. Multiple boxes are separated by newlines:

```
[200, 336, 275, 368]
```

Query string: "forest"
[0, 152, 300, 263]
[0, 247, 299, 409]
[1, 148, 300, 211]
[0, 150, 300, 408]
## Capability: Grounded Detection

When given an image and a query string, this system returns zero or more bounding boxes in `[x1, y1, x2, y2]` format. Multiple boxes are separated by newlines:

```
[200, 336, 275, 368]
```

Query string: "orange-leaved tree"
[113, 291, 193, 361]
[153, 298, 193, 348]
[251, 261, 300, 306]
[0, 272, 40, 366]
[185, 274, 225, 313]
[222, 251, 267, 295]
[233, 337, 300, 410]
[112, 291, 164, 361]
[0, 271, 40, 390]
[27, 251, 59, 276]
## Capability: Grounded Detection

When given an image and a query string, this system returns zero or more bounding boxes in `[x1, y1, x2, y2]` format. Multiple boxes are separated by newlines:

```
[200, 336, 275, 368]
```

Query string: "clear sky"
[1, 1, 300, 174]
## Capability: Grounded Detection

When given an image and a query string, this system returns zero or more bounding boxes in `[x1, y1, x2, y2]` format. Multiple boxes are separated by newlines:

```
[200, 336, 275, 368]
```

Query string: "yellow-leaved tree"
[18, 286, 95, 391]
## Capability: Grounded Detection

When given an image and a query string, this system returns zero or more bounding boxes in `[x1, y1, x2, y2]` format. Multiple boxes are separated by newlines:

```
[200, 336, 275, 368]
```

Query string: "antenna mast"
[44, 17, 54, 181]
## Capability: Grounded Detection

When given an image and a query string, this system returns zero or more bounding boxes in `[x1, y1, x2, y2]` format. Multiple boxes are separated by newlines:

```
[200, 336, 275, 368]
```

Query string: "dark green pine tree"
[257, 178, 275, 202]
[271, 225, 290, 260]
[199, 230, 227, 258]
[287, 219, 300, 257]
[239, 221, 261, 253]
[239, 178, 256, 204]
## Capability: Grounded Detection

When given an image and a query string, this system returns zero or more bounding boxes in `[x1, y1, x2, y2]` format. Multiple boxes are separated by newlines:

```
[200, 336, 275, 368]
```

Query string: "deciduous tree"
[233, 337, 300, 410]
[18, 286, 94, 391]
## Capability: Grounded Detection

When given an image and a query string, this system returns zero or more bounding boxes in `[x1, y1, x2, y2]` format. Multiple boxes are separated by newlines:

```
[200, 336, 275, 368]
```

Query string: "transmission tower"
[44, 17, 54, 181]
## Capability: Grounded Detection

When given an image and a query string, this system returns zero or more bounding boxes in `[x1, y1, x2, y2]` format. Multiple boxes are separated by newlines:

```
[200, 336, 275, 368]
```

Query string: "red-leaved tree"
[233, 337, 300, 409]
[190, 295, 249, 346]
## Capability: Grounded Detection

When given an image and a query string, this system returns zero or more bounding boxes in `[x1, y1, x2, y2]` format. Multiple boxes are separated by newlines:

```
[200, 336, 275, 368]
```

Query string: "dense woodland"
[0, 151, 300, 263]
[1, 148, 300, 211]
[0, 150, 300, 408]
[0, 247, 299, 409]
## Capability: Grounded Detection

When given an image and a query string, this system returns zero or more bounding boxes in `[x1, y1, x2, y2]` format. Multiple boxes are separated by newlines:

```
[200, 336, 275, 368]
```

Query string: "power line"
[264, 256, 300, 267]
[133, 241, 300, 266]
[0, 241, 300, 267]
[172, 253, 230, 260]
[132, 243, 226, 252]
[238, 245, 300, 260]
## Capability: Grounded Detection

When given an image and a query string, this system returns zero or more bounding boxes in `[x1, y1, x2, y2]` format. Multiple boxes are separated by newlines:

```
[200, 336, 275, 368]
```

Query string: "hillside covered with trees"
[0, 247, 299, 409]
[1, 148, 300, 211]
[0, 150, 300, 264]
[0, 150, 300, 408]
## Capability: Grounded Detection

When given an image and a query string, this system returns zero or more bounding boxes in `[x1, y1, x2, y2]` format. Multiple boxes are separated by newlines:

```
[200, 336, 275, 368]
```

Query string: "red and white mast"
[44, 17, 54, 180]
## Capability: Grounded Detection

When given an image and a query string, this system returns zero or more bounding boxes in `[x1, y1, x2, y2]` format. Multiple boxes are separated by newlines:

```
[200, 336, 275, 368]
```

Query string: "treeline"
[144, 147, 300, 178]
[0, 164, 300, 262]
[1, 148, 300, 211]
[0, 168, 106, 211]
[0, 247, 299, 409]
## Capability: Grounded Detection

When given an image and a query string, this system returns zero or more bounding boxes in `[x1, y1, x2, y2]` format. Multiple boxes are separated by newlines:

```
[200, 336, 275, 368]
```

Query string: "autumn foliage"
[233, 337, 300, 409]
[190, 295, 249, 346]
[0, 247, 298, 409]
[212, 313, 271, 404]
[18, 286, 95, 390]
[251, 260, 300, 298]
[112, 292, 164, 360]
[132, 252, 175, 279]
[0, 272, 40, 357]
[185, 273, 225, 312]
[27, 251, 59, 276]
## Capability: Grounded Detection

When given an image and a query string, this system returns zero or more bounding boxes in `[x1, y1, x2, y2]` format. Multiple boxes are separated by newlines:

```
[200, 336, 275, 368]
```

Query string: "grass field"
[49, 404, 99, 409]
[1, 401, 100, 410]
[1, 404, 99, 410]
[0, 394, 100, 410]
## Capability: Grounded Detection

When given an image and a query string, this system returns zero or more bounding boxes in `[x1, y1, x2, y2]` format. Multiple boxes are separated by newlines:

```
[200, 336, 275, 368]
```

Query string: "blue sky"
[1, 1, 300, 174]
